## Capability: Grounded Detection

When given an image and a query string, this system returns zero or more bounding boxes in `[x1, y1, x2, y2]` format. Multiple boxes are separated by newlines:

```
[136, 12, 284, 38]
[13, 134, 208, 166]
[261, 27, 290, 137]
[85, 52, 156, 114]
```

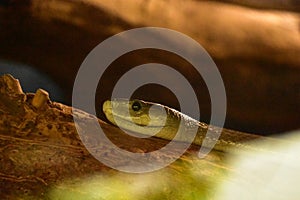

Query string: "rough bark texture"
[0, 74, 106, 198]
[0, 74, 229, 199]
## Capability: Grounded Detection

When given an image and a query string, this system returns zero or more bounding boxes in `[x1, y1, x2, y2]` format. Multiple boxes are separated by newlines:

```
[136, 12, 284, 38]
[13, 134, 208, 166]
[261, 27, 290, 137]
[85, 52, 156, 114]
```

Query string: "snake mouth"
[104, 110, 165, 129]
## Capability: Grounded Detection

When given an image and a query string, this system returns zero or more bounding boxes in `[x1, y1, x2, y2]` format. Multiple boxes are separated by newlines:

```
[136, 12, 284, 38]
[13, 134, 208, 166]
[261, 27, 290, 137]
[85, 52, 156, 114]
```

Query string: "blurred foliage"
[47, 153, 229, 200]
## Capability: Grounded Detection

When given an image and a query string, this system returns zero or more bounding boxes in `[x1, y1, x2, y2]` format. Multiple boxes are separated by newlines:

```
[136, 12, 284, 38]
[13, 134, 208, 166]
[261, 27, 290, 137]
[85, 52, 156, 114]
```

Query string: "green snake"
[102, 99, 282, 153]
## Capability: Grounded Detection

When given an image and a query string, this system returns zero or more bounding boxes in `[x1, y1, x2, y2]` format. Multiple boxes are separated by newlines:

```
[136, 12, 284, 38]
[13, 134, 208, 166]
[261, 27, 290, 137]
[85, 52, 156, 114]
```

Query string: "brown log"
[0, 74, 229, 199]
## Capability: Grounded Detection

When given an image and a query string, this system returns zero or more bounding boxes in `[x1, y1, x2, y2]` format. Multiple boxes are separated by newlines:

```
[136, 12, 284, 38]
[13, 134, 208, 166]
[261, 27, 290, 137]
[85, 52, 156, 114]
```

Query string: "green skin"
[102, 99, 282, 153]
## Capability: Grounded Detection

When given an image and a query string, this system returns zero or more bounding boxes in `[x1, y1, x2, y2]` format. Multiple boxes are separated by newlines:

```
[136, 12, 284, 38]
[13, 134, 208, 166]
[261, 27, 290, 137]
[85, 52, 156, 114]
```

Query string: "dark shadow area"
[0, 0, 299, 135]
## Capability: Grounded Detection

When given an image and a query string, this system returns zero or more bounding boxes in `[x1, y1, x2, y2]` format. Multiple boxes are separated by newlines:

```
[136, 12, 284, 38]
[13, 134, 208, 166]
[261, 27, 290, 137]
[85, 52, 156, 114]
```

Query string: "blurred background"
[0, 0, 299, 135]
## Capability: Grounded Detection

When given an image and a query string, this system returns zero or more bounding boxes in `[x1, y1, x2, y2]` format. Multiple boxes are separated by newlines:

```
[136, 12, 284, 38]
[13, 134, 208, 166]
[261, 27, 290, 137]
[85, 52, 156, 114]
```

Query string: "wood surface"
[0, 74, 231, 199]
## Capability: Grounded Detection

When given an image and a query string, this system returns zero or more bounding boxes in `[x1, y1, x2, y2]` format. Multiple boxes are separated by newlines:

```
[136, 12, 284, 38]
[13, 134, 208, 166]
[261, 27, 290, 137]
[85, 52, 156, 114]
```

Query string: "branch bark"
[0, 74, 227, 199]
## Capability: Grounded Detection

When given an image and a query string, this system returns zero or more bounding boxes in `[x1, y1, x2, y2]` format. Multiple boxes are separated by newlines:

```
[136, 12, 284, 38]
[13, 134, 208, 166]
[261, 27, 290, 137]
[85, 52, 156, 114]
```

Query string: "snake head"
[102, 99, 175, 137]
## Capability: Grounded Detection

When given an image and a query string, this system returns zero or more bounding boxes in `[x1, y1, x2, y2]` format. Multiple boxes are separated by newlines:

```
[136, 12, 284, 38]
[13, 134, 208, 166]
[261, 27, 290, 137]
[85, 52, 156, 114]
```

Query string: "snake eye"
[132, 101, 142, 112]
